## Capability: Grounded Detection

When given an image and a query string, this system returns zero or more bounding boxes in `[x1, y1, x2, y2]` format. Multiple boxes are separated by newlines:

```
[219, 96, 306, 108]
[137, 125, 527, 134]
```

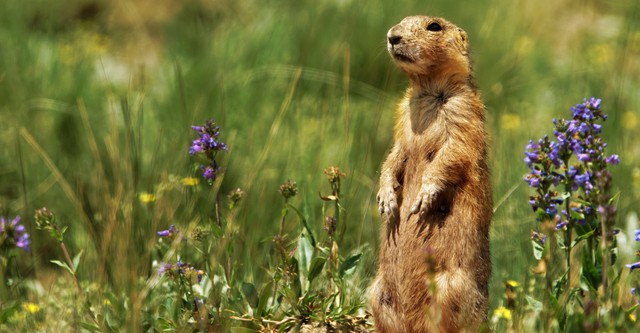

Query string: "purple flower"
[626, 262, 640, 272]
[189, 140, 204, 155]
[587, 97, 601, 110]
[0, 216, 30, 252]
[577, 122, 590, 135]
[525, 176, 540, 188]
[189, 120, 227, 182]
[575, 172, 590, 186]
[531, 231, 547, 245]
[545, 204, 557, 216]
[548, 142, 561, 167]
[528, 197, 538, 212]
[525, 139, 539, 151]
[157, 224, 177, 238]
[555, 221, 568, 230]
[605, 154, 620, 165]
[158, 263, 173, 275]
[201, 164, 218, 180]
[635, 229, 640, 242]
[577, 153, 591, 162]
[525, 151, 539, 161]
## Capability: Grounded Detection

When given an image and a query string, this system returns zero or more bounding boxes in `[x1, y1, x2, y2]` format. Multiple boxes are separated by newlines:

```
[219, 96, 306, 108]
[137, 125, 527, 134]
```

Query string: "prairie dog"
[370, 16, 492, 332]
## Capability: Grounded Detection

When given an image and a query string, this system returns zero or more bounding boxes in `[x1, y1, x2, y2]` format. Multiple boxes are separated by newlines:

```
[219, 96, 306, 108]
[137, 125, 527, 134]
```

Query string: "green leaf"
[339, 253, 362, 277]
[626, 303, 639, 314]
[0, 302, 21, 323]
[307, 256, 327, 282]
[242, 282, 259, 308]
[256, 281, 273, 317]
[608, 191, 621, 205]
[532, 239, 545, 261]
[210, 223, 224, 238]
[571, 229, 594, 247]
[573, 223, 593, 238]
[580, 249, 601, 292]
[297, 234, 314, 276]
[288, 204, 316, 247]
[72, 249, 84, 272]
[50, 260, 74, 275]
[288, 257, 302, 296]
[569, 208, 585, 221]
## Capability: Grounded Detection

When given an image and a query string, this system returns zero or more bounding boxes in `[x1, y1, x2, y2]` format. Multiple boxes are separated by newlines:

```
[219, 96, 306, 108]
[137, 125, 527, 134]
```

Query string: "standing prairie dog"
[370, 16, 492, 332]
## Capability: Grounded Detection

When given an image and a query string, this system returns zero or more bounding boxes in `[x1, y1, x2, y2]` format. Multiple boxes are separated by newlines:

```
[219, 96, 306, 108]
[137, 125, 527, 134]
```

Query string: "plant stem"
[60, 242, 82, 293]
[600, 216, 609, 304]
[565, 224, 572, 289]
[60, 241, 100, 328]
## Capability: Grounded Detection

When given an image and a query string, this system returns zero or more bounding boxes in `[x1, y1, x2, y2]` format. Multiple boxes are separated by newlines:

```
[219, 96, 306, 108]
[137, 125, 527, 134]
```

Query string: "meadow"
[1, 0, 640, 331]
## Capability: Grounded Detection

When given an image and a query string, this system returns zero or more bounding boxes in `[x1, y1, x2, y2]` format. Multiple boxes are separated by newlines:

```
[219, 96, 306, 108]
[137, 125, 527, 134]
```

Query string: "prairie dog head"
[387, 16, 471, 78]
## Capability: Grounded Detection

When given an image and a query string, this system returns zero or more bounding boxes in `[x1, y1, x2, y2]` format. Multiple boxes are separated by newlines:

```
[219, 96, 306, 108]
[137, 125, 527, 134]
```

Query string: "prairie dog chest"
[399, 95, 447, 156]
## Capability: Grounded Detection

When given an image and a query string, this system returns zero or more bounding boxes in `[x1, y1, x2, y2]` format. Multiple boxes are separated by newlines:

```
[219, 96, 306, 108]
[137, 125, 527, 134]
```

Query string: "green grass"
[1, 0, 640, 331]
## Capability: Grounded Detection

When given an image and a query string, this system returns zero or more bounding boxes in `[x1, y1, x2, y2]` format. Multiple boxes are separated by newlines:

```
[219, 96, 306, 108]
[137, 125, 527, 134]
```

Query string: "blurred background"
[1, 0, 639, 319]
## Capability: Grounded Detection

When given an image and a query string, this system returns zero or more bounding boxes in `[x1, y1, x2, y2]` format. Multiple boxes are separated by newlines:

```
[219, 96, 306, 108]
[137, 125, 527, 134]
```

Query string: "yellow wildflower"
[500, 113, 521, 130]
[588, 43, 614, 65]
[506, 280, 520, 288]
[23, 302, 40, 314]
[630, 313, 637, 322]
[139, 192, 156, 203]
[623, 111, 638, 130]
[493, 306, 512, 321]
[181, 177, 200, 186]
[514, 36, 533, 56]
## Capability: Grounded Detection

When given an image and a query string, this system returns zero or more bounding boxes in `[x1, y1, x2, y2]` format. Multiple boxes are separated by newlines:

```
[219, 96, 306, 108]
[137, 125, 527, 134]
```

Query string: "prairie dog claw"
[410, 183, 439, 216]
[377, 185, 399, 224]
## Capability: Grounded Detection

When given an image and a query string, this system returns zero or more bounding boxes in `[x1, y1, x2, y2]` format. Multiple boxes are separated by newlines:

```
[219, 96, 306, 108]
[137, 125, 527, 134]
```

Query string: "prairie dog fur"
[370, 16, 492, 332]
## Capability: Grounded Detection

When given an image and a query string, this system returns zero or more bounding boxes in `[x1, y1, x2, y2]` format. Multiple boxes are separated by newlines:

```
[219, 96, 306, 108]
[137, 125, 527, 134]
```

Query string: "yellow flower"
[500, 113, 521, 130]
[623, 112, 638, 130]
[588, 43, 614, 65]
[506, 280, 520, 288]
[630, 313, 637, 322]
[181, 177, 200, 186]
[139, 192, 156, 203]
[493, 306, 512, 321]
[514, 36, 533, 56]
[23, 302, 40, 314]
[104, 299, 112, 306]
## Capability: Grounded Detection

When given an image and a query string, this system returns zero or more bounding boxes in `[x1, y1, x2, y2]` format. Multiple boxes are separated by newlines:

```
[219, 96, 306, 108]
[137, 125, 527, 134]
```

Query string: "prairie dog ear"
[456, 28, 469, 55]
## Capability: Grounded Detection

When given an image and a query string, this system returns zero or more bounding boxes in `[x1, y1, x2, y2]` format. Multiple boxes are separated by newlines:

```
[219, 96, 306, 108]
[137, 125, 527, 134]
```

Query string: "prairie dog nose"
[388, 35, 402, 45]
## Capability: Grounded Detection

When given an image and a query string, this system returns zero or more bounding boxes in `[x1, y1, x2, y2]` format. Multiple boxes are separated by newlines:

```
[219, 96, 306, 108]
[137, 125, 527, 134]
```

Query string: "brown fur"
[370, 16, 492, 332]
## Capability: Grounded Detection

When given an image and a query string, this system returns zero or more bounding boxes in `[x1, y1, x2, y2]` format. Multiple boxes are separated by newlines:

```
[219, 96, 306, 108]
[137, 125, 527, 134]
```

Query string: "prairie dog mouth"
[391, 51, 413, 62]
[388, 46, 414, 63]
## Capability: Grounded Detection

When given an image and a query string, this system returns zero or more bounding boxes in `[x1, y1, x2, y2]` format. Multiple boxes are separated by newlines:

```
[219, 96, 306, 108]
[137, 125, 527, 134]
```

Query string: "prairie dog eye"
[426, 22, 442, 32]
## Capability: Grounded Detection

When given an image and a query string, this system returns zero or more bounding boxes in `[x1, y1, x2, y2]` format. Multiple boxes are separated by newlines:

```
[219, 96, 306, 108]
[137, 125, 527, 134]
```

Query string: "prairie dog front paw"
[377, 185, 399, 224]
[410, 183, 439, 215]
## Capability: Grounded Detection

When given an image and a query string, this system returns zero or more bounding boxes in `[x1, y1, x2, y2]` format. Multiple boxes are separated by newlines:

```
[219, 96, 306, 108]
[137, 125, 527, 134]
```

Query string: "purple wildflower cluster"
[524, 97, 619, 231]
[0, 216, 30, 252]
[189, 120, 227, 182]
[158, 260, 205, 284]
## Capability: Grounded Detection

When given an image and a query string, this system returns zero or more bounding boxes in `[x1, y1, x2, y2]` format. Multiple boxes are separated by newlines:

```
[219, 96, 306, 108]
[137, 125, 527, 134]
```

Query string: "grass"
[1, 0, 640, 331]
